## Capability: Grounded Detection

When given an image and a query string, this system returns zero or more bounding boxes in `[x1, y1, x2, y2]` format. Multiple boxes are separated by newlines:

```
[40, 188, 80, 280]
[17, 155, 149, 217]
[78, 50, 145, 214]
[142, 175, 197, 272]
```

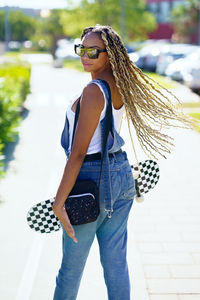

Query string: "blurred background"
[1, 1, 200, 300]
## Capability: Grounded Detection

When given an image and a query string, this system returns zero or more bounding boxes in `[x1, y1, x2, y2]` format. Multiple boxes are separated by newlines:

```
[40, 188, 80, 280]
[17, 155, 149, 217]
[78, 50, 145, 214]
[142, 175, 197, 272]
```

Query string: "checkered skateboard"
[27, 198, 61, 234]
[27, 160, 160, 233]
[132, 160, 160, 199]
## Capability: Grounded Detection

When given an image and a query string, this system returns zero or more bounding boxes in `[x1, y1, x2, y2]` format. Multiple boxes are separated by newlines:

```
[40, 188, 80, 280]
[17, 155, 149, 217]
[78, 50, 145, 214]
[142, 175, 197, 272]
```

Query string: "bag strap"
[118, 111, 140, 178]
[71, 96, 81, 143]
[71, 80, 113, 185]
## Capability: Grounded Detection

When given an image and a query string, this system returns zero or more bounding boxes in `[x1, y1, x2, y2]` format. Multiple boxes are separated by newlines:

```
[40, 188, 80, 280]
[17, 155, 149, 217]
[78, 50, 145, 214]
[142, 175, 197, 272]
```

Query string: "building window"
[147, 3, 159, 21]
[147, 0, 188, 24]
[158, 1, 170, 23]
[172, 1, 189, 9]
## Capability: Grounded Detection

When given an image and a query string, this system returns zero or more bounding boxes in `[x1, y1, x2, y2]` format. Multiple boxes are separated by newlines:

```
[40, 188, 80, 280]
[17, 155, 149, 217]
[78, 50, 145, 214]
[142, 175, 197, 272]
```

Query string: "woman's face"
[80, 32, 110, 73]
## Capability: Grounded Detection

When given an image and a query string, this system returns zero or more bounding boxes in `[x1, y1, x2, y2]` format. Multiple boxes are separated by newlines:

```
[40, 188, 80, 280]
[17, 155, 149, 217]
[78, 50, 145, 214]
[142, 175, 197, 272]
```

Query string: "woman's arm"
[53, 83, 104, 242]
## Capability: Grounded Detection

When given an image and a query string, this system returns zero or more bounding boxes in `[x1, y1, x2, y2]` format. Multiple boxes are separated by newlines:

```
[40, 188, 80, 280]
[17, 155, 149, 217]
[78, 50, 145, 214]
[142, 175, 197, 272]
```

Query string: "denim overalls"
[54, 79, 136, 300]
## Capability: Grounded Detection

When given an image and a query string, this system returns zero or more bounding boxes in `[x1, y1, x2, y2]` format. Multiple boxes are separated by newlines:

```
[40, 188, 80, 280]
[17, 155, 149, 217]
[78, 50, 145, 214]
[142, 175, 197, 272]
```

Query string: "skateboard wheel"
[135, 195, 145, 203]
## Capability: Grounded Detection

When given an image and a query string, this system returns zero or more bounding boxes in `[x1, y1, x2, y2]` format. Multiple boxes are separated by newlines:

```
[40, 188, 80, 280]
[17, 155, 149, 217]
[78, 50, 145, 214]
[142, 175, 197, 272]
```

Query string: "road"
[0, 54, 200, 300]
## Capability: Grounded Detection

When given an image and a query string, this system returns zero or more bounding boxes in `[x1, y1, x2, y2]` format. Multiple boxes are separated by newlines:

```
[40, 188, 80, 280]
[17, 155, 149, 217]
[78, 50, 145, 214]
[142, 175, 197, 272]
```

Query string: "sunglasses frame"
[74, 44, 106, 59]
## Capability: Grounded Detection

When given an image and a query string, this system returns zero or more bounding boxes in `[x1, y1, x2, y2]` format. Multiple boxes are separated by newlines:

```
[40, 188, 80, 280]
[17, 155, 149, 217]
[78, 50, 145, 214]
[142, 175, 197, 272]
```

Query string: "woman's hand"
[53, 202, 78, 243]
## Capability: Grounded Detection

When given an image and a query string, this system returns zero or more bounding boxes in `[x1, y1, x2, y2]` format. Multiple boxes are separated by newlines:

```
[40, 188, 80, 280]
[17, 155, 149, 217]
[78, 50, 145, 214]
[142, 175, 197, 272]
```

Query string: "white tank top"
[67, 82, 125, 154]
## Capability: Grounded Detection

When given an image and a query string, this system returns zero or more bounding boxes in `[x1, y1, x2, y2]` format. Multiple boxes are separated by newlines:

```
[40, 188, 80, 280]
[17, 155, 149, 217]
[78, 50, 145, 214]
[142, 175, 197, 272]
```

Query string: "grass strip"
[144, 72, 177, 89]
[189, 113, 200, 133]
[181, 102, 200, 108]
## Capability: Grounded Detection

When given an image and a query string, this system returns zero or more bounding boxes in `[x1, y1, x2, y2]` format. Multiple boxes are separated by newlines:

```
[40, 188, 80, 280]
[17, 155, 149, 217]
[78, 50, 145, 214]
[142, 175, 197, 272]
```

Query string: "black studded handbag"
[65, 180, 99, 225]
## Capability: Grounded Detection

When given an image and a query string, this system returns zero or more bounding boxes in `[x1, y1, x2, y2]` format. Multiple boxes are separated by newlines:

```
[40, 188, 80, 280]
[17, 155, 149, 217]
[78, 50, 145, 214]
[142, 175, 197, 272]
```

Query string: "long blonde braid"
[81, 25, 195, 159]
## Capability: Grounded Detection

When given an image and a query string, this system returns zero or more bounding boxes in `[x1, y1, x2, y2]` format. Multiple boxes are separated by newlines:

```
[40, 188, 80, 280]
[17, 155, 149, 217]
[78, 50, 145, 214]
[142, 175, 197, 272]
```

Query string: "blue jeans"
[53, 151, 135, 300]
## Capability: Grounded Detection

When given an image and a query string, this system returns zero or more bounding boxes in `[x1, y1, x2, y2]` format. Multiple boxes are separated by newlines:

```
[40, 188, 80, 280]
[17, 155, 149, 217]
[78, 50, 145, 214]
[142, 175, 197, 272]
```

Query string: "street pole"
[4, 6, 11, 52]
[120, 0, 126, 44]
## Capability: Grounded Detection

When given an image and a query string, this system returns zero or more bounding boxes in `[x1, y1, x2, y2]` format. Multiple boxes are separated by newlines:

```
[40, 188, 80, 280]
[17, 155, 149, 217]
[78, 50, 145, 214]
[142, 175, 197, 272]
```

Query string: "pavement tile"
[191, 253, 200, 264]
[137, 242, 164, 252]
[163, 242, 200, 252]
[170, 265, 200, 278]
[181, 233, 200, 242]
[150, 295, 178, 300]
[141, 253, 194, 264]
[187, 207, 200, 216]
[133, 214, 173, 222]
[155, 224, 200, 233]
[179, 295, 200, 300]
[144, 265, 171, 278]
[134, 232, 182, 242]
[133, 207, 189, 216]
[132, 224, 156, 233]
[147, 279, 200, 293]
[173, 216, 200, 224]
[141, 207, 190, 217]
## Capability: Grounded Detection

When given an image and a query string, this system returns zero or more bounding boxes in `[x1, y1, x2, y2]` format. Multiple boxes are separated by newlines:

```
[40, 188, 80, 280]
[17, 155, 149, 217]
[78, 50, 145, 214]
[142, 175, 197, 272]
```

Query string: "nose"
[82, 51, 88, 57]
[82, 51, 89, 58]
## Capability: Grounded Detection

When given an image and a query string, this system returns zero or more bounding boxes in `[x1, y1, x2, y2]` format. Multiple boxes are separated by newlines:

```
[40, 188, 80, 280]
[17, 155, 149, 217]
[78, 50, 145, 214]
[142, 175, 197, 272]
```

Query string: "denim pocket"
[126, 170, 134, 184]
[123, 186, 136, 200]
[110, 171, 121, 201]
[122, 171, 136, 200]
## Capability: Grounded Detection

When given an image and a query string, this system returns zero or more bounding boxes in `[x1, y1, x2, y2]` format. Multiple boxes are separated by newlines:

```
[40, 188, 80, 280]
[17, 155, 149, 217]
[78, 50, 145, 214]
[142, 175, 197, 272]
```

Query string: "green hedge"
[0, 63, 31, 177]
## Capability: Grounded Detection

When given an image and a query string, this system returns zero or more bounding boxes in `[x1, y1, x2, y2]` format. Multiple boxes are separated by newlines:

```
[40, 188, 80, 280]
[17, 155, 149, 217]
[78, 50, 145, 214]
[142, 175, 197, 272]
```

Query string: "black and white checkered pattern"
[27, 198, 61, 233]
[132, 160, 160, 195]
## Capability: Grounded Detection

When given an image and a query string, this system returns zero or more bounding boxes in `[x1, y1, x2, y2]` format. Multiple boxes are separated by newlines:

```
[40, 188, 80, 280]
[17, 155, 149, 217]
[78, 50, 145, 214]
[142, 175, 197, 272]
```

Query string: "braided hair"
[81, 25, 194, 159]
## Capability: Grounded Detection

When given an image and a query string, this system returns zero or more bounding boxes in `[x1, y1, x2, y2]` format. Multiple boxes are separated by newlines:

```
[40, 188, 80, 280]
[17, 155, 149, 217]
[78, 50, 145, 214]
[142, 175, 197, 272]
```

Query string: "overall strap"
[97, 79, 113, 159]
[71, 96, 81, 144]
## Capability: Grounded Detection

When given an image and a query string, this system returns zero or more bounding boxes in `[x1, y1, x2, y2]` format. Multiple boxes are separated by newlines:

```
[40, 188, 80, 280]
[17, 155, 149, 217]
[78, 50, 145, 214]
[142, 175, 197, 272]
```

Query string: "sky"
[0, 0, 81, 9]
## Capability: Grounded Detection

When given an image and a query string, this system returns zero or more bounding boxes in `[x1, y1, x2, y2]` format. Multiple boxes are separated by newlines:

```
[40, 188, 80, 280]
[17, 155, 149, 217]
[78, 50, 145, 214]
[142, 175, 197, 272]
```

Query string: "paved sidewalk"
[0, 55, 200, 300]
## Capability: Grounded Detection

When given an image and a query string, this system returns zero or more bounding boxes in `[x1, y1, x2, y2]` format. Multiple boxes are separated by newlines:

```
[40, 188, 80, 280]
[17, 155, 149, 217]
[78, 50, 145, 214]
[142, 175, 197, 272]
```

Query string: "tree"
[0, 10, 37, 42]
[60, 0, 156, 43]
[35, 9, 67, 58]
[171, 0, 199, 43]
[0, 11, 5, 41]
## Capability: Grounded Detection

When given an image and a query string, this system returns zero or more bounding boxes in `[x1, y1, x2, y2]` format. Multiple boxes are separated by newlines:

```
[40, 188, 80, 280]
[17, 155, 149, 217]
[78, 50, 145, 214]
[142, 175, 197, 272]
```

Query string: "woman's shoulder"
[86, 78, 123, 110]
[86, 78, 114, 101]
[83, 81, 104, 101]
[80, 81, 105, 112]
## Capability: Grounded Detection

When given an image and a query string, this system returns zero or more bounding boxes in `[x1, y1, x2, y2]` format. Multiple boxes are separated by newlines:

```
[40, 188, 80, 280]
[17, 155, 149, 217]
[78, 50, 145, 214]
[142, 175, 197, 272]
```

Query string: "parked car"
[8, 41, 22, 51]
[182, 49, 200, 93]
[54, 39, 78, 67]
[156, 44, 198, 75]
[165, 48, 200, 92]
[129, 40, 170, 72]
[55, 39, 78, 60]
[127, 40, 147, 52]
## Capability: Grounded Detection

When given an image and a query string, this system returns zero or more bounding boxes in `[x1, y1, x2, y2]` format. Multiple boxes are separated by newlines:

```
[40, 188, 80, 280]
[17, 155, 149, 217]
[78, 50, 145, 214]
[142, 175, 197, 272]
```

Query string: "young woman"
[52, 25, 192, 300]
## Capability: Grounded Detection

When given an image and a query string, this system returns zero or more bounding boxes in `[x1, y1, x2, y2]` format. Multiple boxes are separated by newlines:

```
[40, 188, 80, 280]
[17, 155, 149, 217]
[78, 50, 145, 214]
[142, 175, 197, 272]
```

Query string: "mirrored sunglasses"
[74, 44, 106, 59]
